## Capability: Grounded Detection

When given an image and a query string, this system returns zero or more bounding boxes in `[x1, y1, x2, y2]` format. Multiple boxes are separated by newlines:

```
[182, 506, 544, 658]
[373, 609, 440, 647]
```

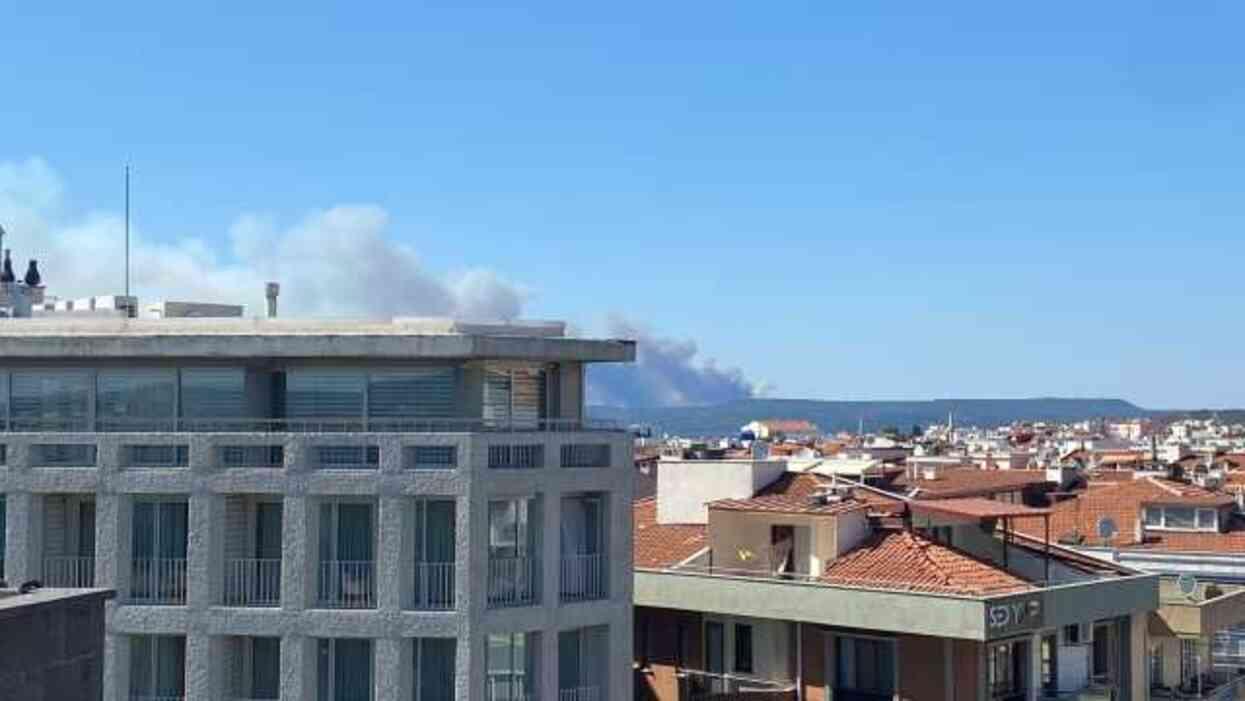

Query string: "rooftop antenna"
[124, 165, 131, 298]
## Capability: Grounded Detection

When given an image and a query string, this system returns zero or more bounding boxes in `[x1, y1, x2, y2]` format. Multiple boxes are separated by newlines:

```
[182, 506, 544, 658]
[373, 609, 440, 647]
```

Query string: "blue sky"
[2, 2, 1243, 408]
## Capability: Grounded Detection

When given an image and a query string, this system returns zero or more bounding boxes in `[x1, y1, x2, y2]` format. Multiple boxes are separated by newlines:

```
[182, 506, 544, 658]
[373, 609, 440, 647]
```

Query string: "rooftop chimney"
[24, 260, 41, 287]
[265, 282, 280, 318]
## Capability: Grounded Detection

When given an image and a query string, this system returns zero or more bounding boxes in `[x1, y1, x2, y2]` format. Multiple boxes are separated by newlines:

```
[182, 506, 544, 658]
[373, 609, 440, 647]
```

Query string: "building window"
[1041, 635, 1057, 692]
[11, 370, 90, 431]
[317, 638, 373, 701]
[836, 636, 896, 699]
[559, 626, 608, 699]
[413, 638, 456, 701]
[130, 635, 186, 700]
[734, 624, 754, 674]
[318, 502, 376, 609]
[96, 369, 176, 431]
[486, 633, 537, 700]
[1142, 506, 1219, 531]
[988, 640, 1025, 700]
[487, 498, 541, 608]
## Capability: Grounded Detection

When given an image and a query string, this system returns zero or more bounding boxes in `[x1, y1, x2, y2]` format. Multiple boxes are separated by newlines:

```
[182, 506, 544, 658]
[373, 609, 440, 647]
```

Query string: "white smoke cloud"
[0, 157, 525, 320]
[1, 157, 767, 408]
[587, 315, 771, 407]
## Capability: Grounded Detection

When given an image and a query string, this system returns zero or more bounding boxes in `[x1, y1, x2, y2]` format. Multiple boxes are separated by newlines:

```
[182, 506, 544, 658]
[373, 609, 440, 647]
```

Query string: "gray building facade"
[0, 317, 636, 701]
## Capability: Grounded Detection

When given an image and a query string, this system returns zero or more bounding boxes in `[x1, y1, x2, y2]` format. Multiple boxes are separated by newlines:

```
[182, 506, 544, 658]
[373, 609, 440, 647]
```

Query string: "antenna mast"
[124, 165, 131, 298]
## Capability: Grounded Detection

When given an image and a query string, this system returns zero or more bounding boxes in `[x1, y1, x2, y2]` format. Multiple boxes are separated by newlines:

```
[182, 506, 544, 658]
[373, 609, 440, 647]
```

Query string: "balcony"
[223, 558, 281, 607]
[413, 561, 455, 610]
[43, 555, 95, 588]
[487, 556, 540, 608]
[558, 687, 603, 701]
[677, 670, 796, 700]
[130, 558, 188, 605]
[317, 560, 376, 609]
[560, 553, 607, 603]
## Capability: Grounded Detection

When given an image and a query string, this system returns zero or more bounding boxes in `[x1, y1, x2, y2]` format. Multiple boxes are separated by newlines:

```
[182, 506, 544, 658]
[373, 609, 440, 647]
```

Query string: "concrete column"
[1129, 613, 1147, 701]
[96, 493, 129, 596]
[541, 627, 559, 701]
[5, 492, 41, 584]
[282, 496, 312, 610]
[378, 496, 405, 611]
[184, 631, 215, 701]
[104, 631, 132, 701]
[1028, 633, 1042, 701]
[281, 635, 318, 700]
[187, 492, 223, 610]
[543, 491, 562, 613]
[375, 637, 404, 701]
[610, 617, 634, 701]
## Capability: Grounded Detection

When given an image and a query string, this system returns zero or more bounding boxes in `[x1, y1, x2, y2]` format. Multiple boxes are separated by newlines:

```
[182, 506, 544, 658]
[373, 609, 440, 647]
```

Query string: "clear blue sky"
[2, 2, 1243, 408]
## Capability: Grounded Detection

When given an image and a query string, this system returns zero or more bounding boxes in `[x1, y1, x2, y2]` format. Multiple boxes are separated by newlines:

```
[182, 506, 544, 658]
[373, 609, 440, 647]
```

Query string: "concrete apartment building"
[0, 586, 114, 700]
[0, 310, 635, 701]
[634, 459, 1161, 701]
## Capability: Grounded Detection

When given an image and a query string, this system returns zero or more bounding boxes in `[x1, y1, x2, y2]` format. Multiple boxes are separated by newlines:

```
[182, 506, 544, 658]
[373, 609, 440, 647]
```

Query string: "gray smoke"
[587, 316, 769, 407]
[0, 157, 525, 320]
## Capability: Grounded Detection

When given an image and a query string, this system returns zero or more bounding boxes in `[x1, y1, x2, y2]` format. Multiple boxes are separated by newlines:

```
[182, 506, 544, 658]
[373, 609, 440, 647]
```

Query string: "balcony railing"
[558, 686, 602, 701]
[130, 558, 188, 604]
[677, 670, 796, 700]
[223, 558, 282, 607]
[560, 553, 607, 602]
[129, 696, 185, 701]
[43, 555, 95, 587]
[487, 556, 540, 608]
[317, 560, 376, 609]
[3, 416, 621, 434]
[486, 677, 533, 701]
[413, 561, 455, 610]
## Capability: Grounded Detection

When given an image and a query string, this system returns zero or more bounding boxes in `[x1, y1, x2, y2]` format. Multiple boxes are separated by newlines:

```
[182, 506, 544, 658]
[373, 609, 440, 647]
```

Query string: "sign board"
[986, 594, 1044, 638]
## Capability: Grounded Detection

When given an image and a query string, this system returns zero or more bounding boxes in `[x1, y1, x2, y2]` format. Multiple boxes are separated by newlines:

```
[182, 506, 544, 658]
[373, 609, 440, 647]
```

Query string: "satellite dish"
[1097, 517, 1118, 541]
[1178, 574, 1198, 597]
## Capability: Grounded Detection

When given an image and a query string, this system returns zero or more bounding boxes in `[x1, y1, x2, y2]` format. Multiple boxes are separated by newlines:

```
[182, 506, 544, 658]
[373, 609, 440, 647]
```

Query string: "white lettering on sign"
[987, 599, 1042, 631]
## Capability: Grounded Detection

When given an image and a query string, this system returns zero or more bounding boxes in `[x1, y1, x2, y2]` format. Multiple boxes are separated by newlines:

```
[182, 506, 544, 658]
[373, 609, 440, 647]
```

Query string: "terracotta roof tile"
[633, 498, 707, 569]
[709, 494, 867, 516]
[893, 468, 1050, 499]
[1015, 477, 1240, 553]
[821, 529, 1033, 596]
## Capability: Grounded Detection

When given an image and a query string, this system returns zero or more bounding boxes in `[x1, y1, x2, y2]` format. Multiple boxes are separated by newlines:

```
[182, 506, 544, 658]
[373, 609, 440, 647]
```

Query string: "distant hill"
[588, 397, 1151, 437]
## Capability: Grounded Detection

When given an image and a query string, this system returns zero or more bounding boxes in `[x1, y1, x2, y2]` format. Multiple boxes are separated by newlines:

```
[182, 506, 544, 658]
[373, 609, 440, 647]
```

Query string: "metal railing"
[43, 555, 95, 587]
[677, 669, 796, 700]
[219, 445, 284, 468]
[487, 556, 540, 608]
[130, 558, 188, 604]
[560, 553, 607, 602]
[413, 561, 455, 610]
[129, 696, 185, 701]
[488, 444, 545, 469]
[486, 677, 533, 701]
[558, 686, 602, 701]
[1152, 672, 1245, 700]
[560, 443, 611, 468]
[223, 558, 282, 607]
[122, 444, 189, 468]
[314, 445, 379, 470]
[317, 560, 376, 608]
[5, 416, 621, 433]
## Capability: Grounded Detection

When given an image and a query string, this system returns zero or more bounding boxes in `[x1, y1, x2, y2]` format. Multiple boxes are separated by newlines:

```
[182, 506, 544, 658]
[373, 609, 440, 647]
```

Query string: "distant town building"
[740, 419, 820, 442]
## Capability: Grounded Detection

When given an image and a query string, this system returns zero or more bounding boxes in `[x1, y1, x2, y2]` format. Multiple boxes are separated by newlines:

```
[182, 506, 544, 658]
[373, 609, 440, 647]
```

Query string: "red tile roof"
[757, 419, 819, 433]
[709, 493, 868, 516]
[633, 497, 708, 569]
[910, 497, 1050, 520]
[821, 529, 1034, 596]
[1015, 477, 1241, 553]
[892, 468, 1050, 499]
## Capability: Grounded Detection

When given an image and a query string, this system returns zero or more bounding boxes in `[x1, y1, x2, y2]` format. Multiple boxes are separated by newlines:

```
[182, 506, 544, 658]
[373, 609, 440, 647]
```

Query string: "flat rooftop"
[0, 317, 636, 362]
[0, 587, 115, 621]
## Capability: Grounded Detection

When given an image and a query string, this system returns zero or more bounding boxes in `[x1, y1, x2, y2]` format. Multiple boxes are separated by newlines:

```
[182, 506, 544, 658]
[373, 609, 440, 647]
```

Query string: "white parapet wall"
[655, 459, 787, 525]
